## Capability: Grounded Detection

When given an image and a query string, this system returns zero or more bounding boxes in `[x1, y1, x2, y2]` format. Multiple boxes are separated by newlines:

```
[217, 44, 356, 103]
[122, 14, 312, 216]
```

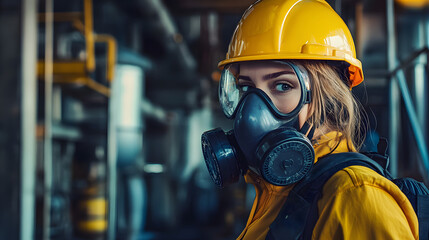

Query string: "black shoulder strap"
[295, 152, 386, 193]
[267, 152, 385, 240]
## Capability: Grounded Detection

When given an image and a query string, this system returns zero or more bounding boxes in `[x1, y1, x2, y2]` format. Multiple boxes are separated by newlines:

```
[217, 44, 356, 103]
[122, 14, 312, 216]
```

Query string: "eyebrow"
[262, 70, 295, 80]
[238, 70, 295, 82]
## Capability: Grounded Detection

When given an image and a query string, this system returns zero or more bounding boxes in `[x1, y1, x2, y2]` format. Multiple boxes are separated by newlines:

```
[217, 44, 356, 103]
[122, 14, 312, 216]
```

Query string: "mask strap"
[300, 122, 315, 140]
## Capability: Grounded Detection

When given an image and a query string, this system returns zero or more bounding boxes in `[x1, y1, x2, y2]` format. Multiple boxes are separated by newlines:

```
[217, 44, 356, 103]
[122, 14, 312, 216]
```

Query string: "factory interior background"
[1, 0, 429, 239]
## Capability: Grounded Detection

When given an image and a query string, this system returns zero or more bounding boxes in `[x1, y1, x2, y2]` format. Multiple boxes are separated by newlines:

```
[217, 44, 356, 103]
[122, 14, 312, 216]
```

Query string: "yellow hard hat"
[219, 0, 364, 87]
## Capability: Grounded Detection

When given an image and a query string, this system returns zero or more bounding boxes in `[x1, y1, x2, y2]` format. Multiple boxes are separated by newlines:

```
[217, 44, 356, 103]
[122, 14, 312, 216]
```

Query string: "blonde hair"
[293, 60, 366, 151]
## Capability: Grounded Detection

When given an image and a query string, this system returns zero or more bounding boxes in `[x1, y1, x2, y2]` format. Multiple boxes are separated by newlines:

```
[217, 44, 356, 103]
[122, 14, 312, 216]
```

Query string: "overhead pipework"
[136, 0, 197, 72]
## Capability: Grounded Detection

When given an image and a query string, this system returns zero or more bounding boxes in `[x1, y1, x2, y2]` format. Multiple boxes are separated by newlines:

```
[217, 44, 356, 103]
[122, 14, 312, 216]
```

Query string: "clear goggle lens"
[219, 61, 311, 119]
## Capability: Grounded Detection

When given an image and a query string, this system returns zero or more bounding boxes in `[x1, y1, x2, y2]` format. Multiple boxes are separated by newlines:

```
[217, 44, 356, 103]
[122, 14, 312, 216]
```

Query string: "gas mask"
[201, 61, 315, 187]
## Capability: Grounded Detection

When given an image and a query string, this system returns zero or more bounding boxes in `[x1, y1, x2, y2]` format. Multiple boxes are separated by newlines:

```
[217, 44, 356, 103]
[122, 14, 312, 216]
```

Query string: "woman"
[201, 0, 418, 239]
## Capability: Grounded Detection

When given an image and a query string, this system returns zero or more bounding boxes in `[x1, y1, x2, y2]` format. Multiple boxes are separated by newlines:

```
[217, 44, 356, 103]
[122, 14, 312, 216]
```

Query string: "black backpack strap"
[295, 152, 386, 193]
[267, 152, 385, 240]
[393, 178, 429, 240]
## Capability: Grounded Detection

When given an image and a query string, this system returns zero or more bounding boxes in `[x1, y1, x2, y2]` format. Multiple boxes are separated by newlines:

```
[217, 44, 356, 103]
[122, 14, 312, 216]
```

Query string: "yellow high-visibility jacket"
[237, 131, 418, 240]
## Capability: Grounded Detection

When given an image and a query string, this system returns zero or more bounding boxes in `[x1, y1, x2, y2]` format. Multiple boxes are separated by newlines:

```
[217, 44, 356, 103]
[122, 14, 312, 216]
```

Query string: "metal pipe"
[415, 21, 426, 130]
[414, 61, 426, 147]
[94, 34, 117, 82]
[424, 13, 429, 142]
[115, 64, 143, 167]
[107, 76, 118, 240]
[43, 0, 54, 238]
[84, 0, 95, 72]
[390, 48, 429, 75]
[366, 48, 428, 76]
[20, 0, 38, 239]
[334, 0, 342, 17]
[387, 0, 399, 177]
[141, 98, 168, 122]
[355, 2, 363, 59]
[52, 86, 62, 122]
[415, 19, 428, 176]
[386, 2, 429, 180]
[137, 0, 196, 71]
[396, 69, 429, 180]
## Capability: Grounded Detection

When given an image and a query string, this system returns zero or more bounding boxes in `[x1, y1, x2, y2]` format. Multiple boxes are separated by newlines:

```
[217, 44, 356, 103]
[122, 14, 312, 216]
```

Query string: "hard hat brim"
[218, 53, 363, 87]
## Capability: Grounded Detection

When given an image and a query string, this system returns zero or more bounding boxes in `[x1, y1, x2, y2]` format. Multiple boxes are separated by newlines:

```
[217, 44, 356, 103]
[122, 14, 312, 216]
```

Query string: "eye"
[274, 82, 292, 92]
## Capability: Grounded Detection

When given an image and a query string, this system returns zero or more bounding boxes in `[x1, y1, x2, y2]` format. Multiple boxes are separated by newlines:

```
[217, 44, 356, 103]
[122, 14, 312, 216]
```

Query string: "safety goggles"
[219, 61, 312, 119]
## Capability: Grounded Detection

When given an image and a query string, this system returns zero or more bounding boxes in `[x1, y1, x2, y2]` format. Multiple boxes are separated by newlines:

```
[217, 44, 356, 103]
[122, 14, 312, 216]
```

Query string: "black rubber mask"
[201, 61, 315, 187]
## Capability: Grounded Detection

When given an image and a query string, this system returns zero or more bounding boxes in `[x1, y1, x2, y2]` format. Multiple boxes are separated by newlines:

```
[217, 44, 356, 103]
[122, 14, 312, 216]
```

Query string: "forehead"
[238, 61, 294, 75]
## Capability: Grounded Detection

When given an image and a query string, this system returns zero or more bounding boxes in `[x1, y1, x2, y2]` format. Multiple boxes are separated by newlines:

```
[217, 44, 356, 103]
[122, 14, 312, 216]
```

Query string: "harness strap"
[267, 152, 385, 240]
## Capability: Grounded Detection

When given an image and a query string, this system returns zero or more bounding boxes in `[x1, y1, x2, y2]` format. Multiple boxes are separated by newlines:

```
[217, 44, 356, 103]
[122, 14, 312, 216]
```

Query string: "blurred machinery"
[72, 142, 108, 239]
[1, 0, 429, 240]
[33, 0, 235, 239]
[36, 0, 116, 239]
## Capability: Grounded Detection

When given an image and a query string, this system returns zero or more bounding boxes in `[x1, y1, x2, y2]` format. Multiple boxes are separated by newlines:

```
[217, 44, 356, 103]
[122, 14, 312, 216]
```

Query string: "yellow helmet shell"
[219, 0, 363, 87]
